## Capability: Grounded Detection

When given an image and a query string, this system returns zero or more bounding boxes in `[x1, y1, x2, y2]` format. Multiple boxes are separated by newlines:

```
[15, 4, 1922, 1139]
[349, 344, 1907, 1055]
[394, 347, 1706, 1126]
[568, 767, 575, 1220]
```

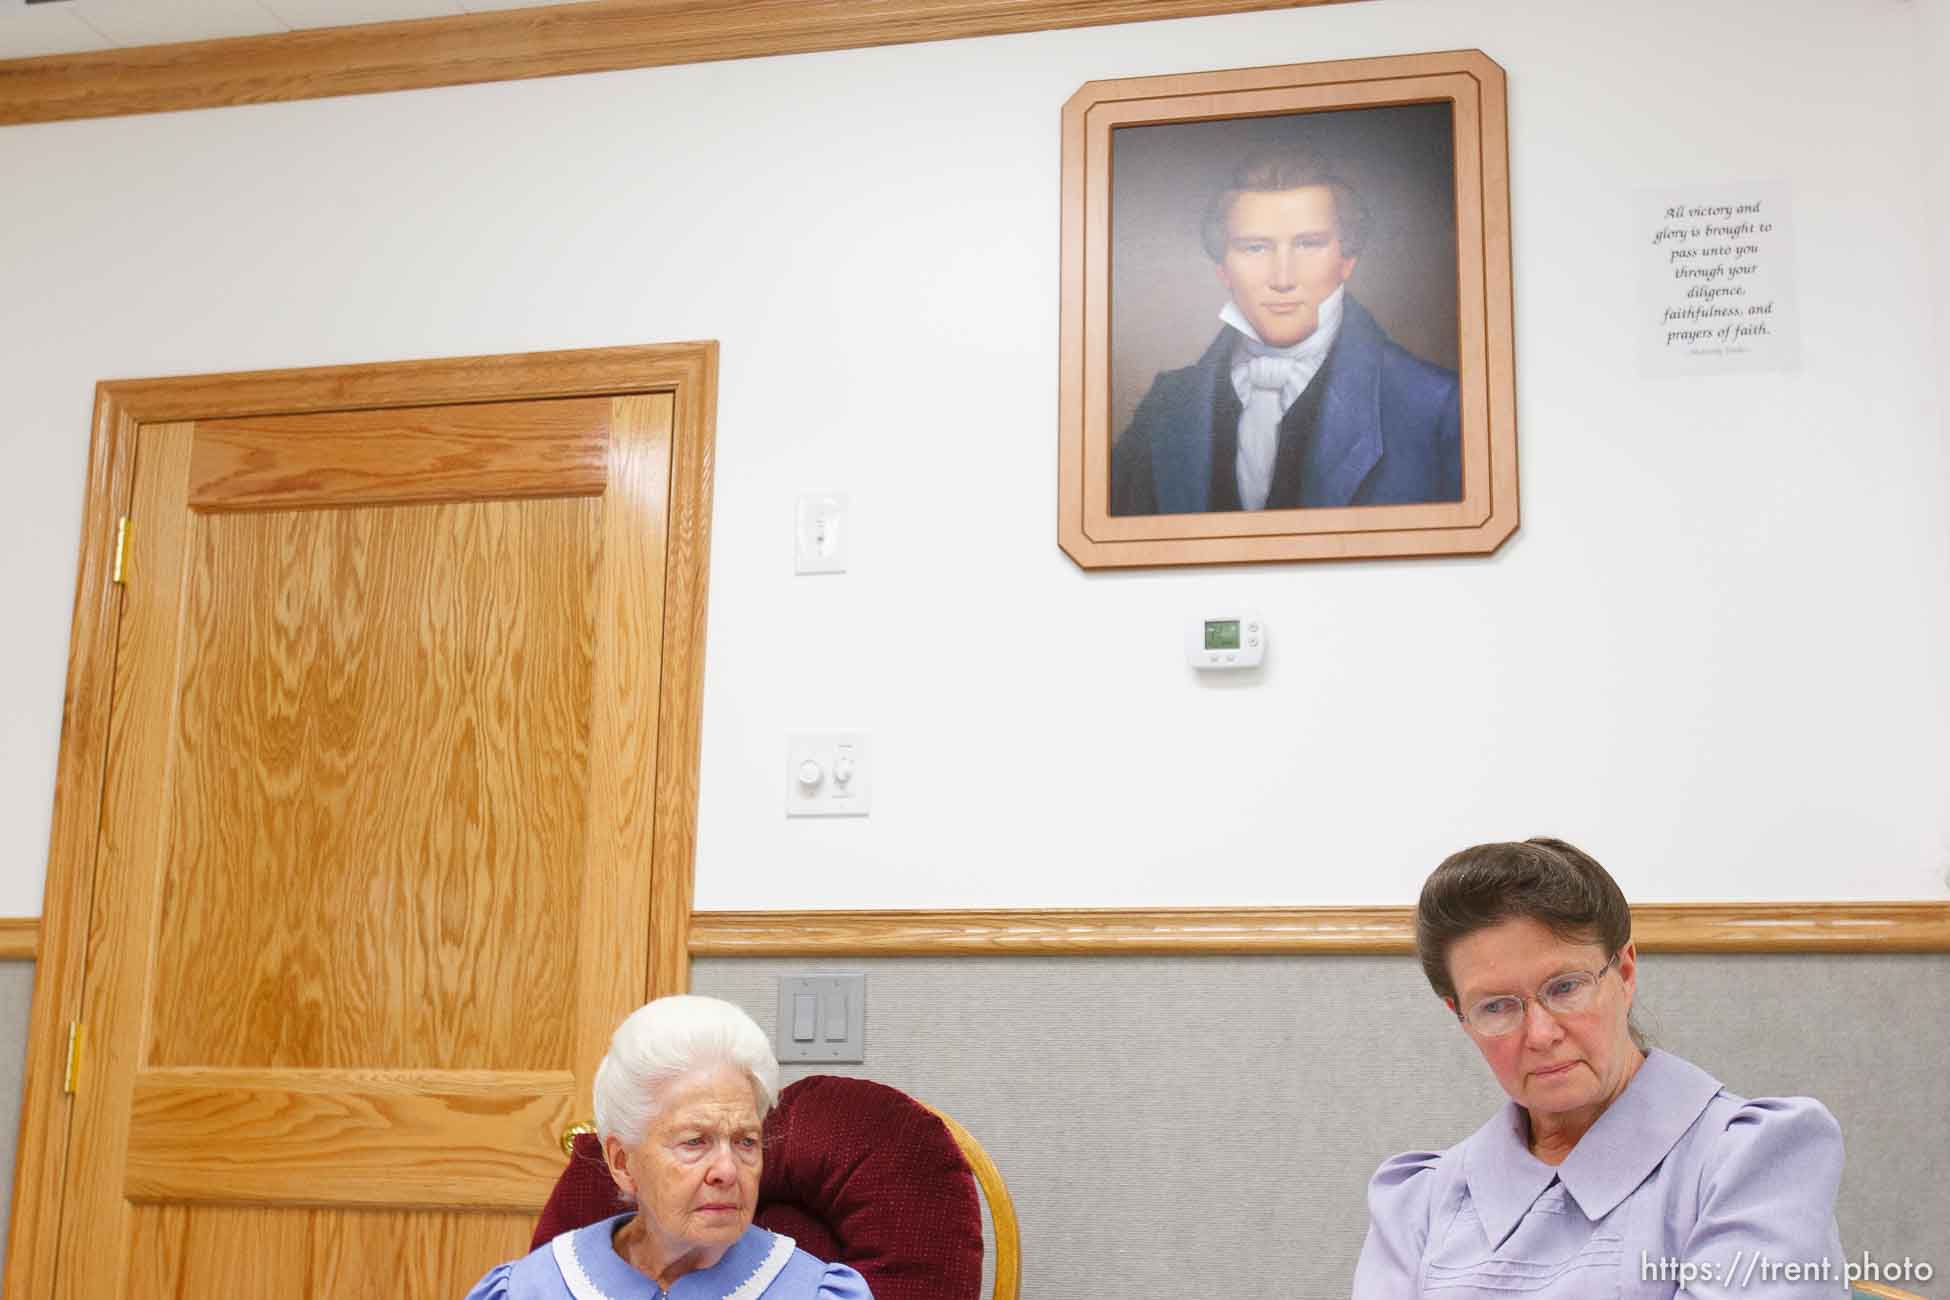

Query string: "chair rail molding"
[9, 903, 1947, 963]
[688, 902, 1950, 956]
[0, 917, 36, 960]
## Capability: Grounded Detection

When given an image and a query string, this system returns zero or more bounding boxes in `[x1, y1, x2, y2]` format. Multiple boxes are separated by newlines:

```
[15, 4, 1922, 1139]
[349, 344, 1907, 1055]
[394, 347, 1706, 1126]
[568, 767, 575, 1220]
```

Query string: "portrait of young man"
[1107, 108, 1465, 518]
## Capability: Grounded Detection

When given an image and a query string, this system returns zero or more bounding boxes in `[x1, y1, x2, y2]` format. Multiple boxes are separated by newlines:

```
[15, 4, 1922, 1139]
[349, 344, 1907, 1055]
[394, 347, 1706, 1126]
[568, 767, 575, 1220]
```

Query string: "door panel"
[188, 396, 611, 510]
[148, 495, 600, 1072]
[126, 1205, 311, 1296]
[124, 1067, 574, 1207]
[54, 392, 680, 1298]
[310, 1208, 535, 1296]
[125, 1205, 536, 1296]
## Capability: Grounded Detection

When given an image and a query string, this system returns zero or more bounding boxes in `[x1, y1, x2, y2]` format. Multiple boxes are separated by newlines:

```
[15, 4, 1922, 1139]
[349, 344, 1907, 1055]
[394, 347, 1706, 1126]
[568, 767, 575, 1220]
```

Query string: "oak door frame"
[7, 341, 718, 1300]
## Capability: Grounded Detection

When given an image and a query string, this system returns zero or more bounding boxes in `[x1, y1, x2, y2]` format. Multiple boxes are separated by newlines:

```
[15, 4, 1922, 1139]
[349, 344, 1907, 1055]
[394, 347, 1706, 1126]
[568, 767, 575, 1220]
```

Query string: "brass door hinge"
[111, 516, 130, 586]
[62, 1021, 83, 1095]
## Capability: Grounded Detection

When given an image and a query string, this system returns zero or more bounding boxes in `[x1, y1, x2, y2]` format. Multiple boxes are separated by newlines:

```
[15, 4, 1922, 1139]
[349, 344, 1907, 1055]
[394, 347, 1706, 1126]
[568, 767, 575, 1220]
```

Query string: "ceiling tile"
[67, 0, 287, 47]
[260, 0, 463, 30]
[0, 4, 113, 59]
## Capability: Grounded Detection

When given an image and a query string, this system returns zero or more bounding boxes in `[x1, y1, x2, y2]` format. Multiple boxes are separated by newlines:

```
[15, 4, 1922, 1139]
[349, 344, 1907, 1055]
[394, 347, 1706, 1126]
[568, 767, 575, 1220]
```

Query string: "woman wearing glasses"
[1353, 837, 1844, 1297]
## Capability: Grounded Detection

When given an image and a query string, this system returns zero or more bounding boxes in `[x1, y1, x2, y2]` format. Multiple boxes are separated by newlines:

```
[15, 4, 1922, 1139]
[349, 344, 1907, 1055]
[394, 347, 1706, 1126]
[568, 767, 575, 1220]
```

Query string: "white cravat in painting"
[1220, 286, 1344, 510]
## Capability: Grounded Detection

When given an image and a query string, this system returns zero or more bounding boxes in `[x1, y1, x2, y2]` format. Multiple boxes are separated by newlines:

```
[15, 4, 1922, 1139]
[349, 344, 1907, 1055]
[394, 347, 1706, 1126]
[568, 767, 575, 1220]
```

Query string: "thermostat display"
[1186, 610, 1263, 670]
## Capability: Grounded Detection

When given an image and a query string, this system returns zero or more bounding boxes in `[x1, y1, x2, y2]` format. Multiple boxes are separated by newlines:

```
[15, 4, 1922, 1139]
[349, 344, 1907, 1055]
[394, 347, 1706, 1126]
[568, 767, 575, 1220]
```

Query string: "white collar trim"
[724, 1233, 795, 1300]
[552, 1230, 610, 1300]
[549, 1227, 796, 1300]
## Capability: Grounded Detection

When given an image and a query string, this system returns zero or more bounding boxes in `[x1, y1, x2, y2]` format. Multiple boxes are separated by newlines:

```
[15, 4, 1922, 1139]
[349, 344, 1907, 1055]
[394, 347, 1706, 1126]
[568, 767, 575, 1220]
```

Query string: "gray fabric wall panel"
[0, 961, 33, 1278]
[695, 955, 1950, 1298]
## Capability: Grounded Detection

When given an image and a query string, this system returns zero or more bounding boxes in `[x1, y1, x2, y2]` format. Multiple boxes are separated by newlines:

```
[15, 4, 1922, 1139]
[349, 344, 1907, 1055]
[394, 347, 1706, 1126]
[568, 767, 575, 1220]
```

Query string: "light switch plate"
[794, 492, 848, 574]
[776, 974, 865, 1063]
[786, 731, 871, 817]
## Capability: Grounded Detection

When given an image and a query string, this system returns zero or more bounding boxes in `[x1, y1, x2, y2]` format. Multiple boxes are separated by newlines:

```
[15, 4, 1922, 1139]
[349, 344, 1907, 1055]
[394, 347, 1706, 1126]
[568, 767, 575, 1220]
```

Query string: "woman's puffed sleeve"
[816, 1261, 875, 1300]
[462, 1262, 514, 1300]
[1684, 1096, 1845, 1294]
[1351, 1149, 1442, 1298]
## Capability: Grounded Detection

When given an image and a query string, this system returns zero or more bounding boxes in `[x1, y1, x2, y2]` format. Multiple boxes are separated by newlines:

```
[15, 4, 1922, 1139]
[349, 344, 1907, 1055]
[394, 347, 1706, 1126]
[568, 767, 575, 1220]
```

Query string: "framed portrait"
[1057, 50, 1518, 569]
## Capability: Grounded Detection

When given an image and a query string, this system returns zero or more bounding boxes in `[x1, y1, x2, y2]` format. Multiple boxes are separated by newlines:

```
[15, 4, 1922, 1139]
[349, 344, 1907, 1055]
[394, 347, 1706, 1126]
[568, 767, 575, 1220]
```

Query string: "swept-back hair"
[1199, 150, 1373, 261]
[1416, 838, 1645, 1051]
[592, 995, 780, 1149]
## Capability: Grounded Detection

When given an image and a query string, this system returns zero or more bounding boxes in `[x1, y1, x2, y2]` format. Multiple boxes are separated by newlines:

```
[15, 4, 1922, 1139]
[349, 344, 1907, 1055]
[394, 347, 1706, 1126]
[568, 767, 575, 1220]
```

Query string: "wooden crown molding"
[689, 902, 1950, 956]
[0, 0, 1369, 128]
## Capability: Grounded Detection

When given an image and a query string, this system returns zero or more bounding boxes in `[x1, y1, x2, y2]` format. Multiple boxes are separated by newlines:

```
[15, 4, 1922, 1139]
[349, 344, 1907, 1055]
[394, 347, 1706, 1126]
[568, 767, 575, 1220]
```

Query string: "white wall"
[1927, 0, 1950, 580]
[1, 0, 1945, 914]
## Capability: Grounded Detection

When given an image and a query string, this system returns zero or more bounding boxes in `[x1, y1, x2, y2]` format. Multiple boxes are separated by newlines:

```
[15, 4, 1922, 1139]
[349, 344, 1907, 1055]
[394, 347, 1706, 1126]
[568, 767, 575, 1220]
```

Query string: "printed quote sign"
[1640, 183, 1799, 376]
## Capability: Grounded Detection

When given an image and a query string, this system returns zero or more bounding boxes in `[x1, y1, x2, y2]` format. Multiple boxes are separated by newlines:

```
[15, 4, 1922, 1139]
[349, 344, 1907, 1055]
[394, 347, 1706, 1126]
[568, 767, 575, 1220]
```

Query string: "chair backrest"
[921, 1103, 1021, 1300]
[532, 1075, 1019, 1300]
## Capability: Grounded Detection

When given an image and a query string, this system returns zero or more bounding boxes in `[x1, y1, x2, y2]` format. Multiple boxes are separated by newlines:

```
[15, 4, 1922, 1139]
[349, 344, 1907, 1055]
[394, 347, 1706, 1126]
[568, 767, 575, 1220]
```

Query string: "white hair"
[592, 995, 780, 1149]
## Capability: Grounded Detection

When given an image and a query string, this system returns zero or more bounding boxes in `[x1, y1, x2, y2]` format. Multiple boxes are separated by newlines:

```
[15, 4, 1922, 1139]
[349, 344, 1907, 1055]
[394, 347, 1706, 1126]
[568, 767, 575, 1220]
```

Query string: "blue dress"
[1353, 1050, 1846, 1297]
[465, 1216, 874, 1300]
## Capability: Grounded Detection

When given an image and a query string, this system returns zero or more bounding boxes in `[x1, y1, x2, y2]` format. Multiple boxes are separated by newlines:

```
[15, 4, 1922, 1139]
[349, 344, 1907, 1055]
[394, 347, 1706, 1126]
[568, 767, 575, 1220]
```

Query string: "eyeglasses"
[1457, 951, 1621, 1037]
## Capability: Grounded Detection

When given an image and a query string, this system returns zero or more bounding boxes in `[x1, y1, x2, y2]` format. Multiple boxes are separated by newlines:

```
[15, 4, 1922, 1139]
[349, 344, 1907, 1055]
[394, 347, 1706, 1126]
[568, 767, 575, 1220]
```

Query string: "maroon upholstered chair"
[532, 1075, 1017, 1300]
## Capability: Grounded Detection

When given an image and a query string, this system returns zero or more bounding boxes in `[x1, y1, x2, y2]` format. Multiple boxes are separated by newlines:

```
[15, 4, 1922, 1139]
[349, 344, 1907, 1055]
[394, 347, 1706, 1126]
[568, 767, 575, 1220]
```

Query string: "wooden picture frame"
[1058, 49, 1517, 569]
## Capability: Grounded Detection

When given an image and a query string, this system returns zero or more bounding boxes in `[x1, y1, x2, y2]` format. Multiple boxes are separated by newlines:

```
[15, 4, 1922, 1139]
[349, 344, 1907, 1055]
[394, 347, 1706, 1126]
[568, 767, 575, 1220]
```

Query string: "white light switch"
[794, 492, 849, 574]
[786, 732, 871, 817]
[822, 992, 848, 1042]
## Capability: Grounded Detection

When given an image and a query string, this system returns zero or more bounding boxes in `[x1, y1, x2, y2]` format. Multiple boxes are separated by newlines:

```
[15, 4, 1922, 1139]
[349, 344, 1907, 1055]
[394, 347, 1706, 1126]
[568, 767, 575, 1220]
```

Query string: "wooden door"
[8, 347, 716, 1300]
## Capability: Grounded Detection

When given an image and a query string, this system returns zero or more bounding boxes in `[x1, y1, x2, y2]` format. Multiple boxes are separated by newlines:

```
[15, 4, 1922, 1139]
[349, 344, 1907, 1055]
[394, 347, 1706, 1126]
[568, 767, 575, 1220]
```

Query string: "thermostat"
[1186, 610, 1263, 670]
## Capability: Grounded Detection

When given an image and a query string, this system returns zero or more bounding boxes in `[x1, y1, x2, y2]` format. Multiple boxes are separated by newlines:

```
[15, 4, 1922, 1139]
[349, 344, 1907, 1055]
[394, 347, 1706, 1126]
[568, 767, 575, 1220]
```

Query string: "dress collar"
[1461, 1050, 1724, 1246]
[552, 1216, 796, 1300]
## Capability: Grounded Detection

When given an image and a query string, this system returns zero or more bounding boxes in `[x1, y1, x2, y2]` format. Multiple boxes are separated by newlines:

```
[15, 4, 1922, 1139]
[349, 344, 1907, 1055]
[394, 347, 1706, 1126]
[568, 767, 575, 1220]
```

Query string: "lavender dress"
[1354, 1050, 1846, 1297]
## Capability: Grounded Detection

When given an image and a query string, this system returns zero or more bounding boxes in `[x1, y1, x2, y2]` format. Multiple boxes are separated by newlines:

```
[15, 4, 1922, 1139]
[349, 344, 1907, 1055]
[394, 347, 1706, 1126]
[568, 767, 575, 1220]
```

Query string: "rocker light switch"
[822, 992, 848, 1042]
[776, 974, 866, 1063]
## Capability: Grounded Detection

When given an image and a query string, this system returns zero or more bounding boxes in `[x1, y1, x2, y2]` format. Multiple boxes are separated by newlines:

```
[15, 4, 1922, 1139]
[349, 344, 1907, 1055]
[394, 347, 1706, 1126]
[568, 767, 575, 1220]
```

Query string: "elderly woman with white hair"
[467, 995, 874, 1300]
